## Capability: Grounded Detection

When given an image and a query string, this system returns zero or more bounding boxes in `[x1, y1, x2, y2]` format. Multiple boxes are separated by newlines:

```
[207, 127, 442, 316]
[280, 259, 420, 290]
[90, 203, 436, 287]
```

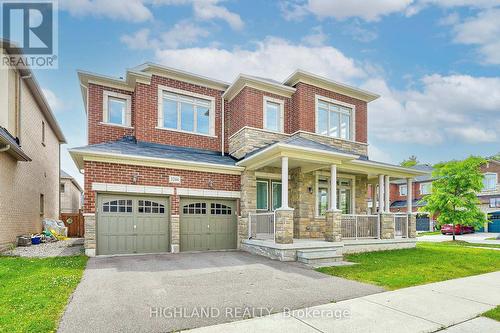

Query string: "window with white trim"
[420, 182, 432, 195]
[483, 173, 497, 191]
[263, 97, 284, 132]
[316, 98, 352, 140]
[256, 180, 269, 210]
[103, 91, 131, 127]
[399, 184, 407, 196]
[158, 89, 214, 135]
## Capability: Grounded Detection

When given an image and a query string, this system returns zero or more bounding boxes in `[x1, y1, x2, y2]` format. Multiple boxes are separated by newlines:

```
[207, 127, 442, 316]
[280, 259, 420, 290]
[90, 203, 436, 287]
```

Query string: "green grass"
[482, 306, 500, 321]
[451, 241, 500, 249]
[486, 237, 499, 240]
[0, 256, 88, 333]
[317, 242, 500, 290]
[416, 231, 441, 237]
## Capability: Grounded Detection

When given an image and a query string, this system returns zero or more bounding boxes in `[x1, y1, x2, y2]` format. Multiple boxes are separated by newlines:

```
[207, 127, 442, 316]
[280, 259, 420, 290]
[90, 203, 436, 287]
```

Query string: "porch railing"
[394, 214, 409, 238]
[341, 214, 380, 239]
[248, 212, 275, 240]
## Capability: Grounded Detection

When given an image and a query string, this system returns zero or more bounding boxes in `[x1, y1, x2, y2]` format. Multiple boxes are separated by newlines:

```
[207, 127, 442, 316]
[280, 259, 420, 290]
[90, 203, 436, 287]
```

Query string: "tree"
[422, 156, 487, 241]
[400, 155, 418, 167]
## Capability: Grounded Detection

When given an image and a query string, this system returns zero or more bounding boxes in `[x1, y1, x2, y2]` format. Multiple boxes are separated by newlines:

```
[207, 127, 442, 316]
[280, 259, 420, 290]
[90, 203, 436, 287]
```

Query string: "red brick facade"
[84, 161, 241, 214]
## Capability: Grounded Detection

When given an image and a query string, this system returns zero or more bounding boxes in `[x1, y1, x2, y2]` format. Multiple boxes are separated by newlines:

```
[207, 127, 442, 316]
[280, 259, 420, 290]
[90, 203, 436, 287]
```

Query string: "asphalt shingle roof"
[392, 164, 434, 184]
[71, 137, 238, 166]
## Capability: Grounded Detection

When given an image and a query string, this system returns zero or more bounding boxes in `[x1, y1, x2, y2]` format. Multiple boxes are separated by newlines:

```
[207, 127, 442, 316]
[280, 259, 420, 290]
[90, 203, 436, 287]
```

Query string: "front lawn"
[448, 241, 500, 249]
[482, 306, 500, 321]
[317, 242, 500, 290]
[416, 231, 440, 237]
[0, 255, 87, 333]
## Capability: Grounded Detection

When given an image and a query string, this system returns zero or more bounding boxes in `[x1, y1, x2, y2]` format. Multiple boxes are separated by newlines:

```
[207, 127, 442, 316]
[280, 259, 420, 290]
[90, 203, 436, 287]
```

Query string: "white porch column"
[407, 178, 413, 213]
[378, 174, 385, 213]
[281, 156, 289, 209]
[384, 175, 390, 213]
[330, 164, 338, 211]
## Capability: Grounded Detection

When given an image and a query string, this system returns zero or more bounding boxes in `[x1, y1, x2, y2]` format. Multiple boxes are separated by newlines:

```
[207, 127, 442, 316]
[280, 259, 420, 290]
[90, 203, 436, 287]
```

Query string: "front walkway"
[185, 271, 500, 333]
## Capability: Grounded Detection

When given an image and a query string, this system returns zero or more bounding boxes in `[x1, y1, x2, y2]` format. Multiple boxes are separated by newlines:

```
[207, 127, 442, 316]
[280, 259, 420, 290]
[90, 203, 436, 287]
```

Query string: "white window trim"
[157, 85, 216, 137]
[314, 172, 355, 217]
[483, 172, 498, 191]
[314, 94, 356, 141]
[102, 91, 132, 127]
[420, 182, 432, 195]
[399, 184, 407, 196]
[256, 180, 269, 211]
[263, 96, 285, 133]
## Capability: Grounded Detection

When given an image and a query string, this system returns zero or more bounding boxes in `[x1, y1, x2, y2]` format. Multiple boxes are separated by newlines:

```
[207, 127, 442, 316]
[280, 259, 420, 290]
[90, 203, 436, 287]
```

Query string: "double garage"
[96, 194, 237, 255]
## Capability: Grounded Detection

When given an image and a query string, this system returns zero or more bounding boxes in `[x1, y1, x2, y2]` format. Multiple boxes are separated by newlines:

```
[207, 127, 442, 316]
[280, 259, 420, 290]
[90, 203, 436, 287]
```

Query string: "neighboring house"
[60, 170, 83, 213]
[478, 160, 500, 232]
[70, 63, 425, 257]
[0, 43, 66, 250]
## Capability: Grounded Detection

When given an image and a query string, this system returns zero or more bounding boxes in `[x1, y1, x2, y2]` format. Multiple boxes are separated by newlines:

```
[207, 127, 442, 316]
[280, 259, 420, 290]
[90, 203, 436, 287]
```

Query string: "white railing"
[394, 214, 409, 238]
[341, 214, 380, 239]
[248, 212, 275, 240]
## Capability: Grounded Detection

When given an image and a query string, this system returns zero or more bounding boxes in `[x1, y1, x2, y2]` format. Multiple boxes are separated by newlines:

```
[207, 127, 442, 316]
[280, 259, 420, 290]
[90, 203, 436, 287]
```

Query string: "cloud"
[192, 0, 244, 30]
[42, 88, 64, 112]
[368, 144, 394, 163]
[301, 26, 328, 46]
[60, 0, 153, 22]
[342, 22, 378, 42]
[451, 8, 500, 64]
[153, 37, 366, 83]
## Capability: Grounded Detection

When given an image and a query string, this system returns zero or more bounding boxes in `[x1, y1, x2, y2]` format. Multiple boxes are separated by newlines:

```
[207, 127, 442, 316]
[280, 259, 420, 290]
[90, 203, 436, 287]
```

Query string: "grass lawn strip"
[317, 242, 500, 290]
[482, 306, 500, 321]
[0, 255, 88, 333]
[416, 231, 441, 237]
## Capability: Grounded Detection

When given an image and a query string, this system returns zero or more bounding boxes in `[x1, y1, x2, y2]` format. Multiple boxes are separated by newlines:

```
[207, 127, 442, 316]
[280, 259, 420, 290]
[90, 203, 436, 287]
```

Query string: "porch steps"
[296, 248, 343, 265]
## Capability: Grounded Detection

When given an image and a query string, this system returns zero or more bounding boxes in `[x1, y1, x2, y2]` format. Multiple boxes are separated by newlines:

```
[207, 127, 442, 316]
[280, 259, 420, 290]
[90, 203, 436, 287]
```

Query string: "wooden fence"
[60, 211, 84, 237]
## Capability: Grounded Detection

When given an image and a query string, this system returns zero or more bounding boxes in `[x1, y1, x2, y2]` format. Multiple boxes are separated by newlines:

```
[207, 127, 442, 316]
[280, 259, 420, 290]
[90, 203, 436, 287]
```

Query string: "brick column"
[239, 169, 256, 247]
[379, 213, 394, 239]
[83, 213, 96, 257]
[170, 215, 180, 253]
[275, 208, 294, 244]
[408, 213, 417, 238]
[325, 210, 342, 242]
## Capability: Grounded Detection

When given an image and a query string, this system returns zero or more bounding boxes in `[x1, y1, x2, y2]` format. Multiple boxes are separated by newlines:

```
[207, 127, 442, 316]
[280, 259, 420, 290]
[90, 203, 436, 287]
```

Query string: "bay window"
[316, 97, 353, 140]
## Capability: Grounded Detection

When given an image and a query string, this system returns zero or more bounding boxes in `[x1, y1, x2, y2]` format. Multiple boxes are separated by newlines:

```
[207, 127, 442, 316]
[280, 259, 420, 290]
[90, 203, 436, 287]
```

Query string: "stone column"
[239, 169, 257, 247]
[83, 213, 96, 257]
[325, 209, 342, 242]
[170, 215, 180, 253]
[408, 213, 416, 238]
[275, 208, 294, 244]
[379, 213, 395, 239]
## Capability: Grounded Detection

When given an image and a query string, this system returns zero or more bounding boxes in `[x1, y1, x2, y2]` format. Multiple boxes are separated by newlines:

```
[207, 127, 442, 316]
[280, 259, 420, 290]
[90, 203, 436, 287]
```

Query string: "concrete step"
[296, 248, 343, 264]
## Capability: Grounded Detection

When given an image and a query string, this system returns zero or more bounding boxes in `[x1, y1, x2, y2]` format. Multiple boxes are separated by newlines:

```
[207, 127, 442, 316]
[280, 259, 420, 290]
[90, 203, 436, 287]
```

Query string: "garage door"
[416, 214, 431, 231]
[180, 198, 237, 252]
[97, 195, 169, 255]
[488, 212, 500, 233]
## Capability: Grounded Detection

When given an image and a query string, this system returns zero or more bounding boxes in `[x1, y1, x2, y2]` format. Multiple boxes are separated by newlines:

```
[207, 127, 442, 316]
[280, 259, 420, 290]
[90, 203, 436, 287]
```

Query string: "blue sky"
[32, 0, 500, 185]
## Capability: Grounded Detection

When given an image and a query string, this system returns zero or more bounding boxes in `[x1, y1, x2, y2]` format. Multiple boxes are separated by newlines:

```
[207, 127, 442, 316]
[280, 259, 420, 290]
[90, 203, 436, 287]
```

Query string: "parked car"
[440, 224, 475, 235]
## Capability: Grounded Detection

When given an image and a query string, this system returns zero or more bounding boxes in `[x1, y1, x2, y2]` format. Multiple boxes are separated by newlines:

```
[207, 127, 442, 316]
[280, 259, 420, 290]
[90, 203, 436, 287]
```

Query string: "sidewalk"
[184, 271, 500, 333]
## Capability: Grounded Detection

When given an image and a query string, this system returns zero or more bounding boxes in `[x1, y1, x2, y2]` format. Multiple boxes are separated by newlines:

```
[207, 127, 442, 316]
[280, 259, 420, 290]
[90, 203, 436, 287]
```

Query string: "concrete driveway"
[418, 232, 499, 244]
[58, 251, 382, 333]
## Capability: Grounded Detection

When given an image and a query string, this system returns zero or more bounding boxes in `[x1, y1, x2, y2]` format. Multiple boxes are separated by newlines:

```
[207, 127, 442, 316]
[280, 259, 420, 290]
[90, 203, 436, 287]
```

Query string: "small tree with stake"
[423, 156, 487, 241]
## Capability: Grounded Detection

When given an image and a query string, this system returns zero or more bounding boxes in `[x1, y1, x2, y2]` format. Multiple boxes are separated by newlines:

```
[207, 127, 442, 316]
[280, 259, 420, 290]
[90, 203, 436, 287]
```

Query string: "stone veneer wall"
[239, 169, 257, 246]
[295, 131, 368, 156]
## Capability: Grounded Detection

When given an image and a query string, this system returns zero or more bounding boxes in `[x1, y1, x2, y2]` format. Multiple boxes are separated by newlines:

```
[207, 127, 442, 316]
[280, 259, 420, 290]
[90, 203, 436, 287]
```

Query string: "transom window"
[103, 91, 131, 127]
[483, 173, 497, 191]
[263, 98, 284, 132]
[138, 200, 165, 214]
[316, 98, 352, 140]
[210, 203, 232, 215]
[159, 89, 213, 135]
[103, 200, 133, 213]
[183, 202, 207, 214]
[399, 184, 407, 196]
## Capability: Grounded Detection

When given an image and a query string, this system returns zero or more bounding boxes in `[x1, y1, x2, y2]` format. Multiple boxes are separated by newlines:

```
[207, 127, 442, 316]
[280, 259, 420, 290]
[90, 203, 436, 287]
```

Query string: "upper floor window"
[103, 91, 132, 127]
[263, 97, 284, 132]
[420, 182, 432, 195]
[158, 86, 215, 136]
[399, 184, 407, 196]
[483, 173, 497, 191]
[315, 96, 353, 140]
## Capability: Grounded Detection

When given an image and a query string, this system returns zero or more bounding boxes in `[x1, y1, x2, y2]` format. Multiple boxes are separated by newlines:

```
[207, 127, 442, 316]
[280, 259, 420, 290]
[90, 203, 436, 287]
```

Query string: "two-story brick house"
[478, 160, 500, 232]
[70, 63, 425, 259]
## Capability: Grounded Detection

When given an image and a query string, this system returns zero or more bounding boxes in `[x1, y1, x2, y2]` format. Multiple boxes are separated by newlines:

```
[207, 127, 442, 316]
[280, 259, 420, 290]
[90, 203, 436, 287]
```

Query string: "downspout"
[0, 144, 11, 152]
[221, 96, 225, 156]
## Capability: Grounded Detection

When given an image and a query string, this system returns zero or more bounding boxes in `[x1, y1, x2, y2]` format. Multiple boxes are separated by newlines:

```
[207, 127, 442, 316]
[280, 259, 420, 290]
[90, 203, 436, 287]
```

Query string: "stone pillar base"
[171, 215, 180, 253]
[275, 208, 294, 244]
[83, 213, 96, 257]
[325, 209, 342, 242]
[408, 213, 417, 238]
[379, 213, 395, 239]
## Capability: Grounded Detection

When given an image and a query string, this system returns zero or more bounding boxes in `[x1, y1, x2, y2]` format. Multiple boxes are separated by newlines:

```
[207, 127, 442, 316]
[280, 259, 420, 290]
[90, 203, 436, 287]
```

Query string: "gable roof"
[61, 170, 83, 192]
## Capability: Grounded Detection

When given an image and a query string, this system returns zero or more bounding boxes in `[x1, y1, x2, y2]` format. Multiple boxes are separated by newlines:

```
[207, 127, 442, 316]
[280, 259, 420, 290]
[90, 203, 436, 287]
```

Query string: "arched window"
[138, 200, 165, 214]
[210, 203, 232, 215]
[183, 202, 207, 214]
[102, 199, 132, 213]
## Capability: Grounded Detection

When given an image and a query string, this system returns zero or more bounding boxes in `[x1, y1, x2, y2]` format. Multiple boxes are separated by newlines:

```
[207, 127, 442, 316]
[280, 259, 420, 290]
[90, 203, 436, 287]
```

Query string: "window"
[103, 91, 131, 127]
[211, 203, 232, 215]
[316, 97, 353, 140]
[60, 183, 65, 193]
[263, 98, 284, 132]
[420, 183, 432, 195]
[317, 178, 329, 216]
[102, 200, 133, 213]
[183, 202, 207, 214]
[158, 87, 214, 136]
[489, 198, 500, 208]
[138, 200, 165, 214]
[256, 180, 269, 210]
[316, 176, 353, 216]
[39, 194, 44, 215]
[41, 121, 45, 145]
[399, 184, 407, 196]
[271, 182, 282, 211]
[483, 173, 497, 191]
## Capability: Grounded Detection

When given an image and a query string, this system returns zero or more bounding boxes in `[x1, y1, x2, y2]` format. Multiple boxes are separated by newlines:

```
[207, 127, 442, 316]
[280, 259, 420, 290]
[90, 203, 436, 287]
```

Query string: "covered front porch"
[236, 136, 426, 260]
